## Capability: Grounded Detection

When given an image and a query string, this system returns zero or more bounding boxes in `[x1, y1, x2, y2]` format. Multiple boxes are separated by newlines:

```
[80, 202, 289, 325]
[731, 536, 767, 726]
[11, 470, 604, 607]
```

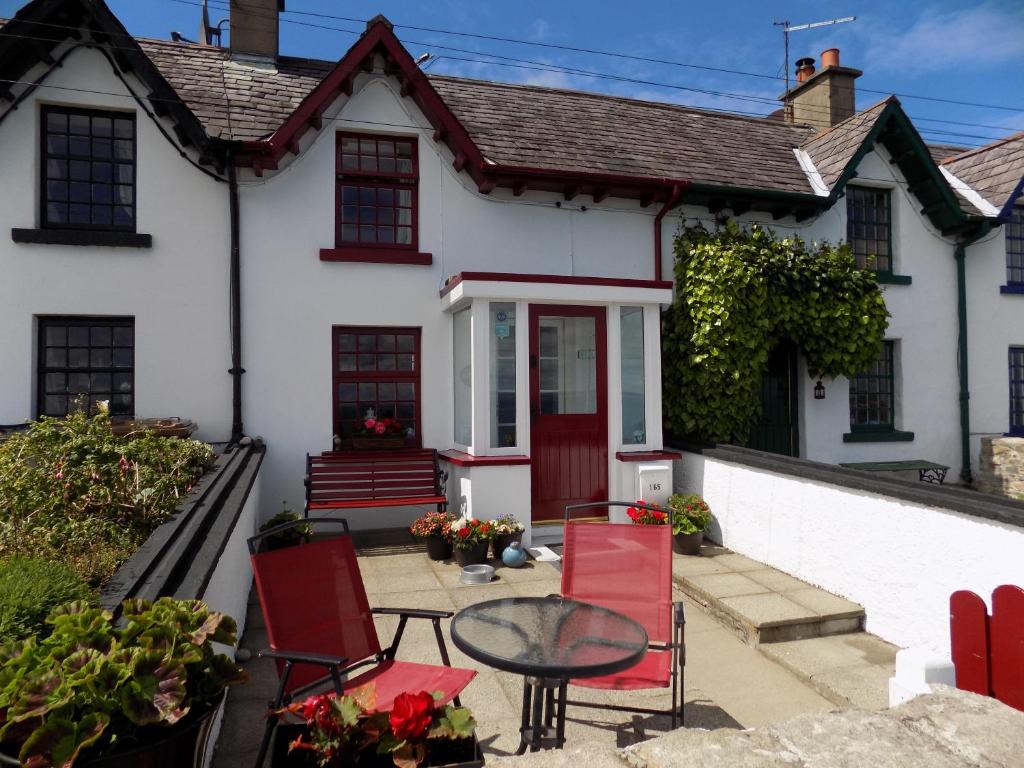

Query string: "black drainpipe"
[228, 148, 245, 444]
[954, 221, 993, 485]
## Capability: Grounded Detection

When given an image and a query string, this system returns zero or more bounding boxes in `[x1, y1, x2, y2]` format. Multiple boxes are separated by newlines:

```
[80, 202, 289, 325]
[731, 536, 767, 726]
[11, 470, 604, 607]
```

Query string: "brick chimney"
[781, 48, 862, 129]
[229, 0, 284, 61]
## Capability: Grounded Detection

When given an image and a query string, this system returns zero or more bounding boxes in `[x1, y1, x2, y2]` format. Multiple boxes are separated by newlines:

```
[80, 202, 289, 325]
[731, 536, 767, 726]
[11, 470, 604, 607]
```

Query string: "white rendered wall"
[675, 450, 1024, 655]
[965, 228, 1023, 469]
[444, 463, 533, 545]
[0, 46, 232, 441]
[240, 71, 673, 518]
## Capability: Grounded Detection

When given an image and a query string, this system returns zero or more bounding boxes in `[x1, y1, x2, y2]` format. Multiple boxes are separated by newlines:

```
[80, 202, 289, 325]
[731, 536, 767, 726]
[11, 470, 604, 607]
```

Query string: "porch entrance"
[529, 305, 608, 522]
[747, 341, 799, 457]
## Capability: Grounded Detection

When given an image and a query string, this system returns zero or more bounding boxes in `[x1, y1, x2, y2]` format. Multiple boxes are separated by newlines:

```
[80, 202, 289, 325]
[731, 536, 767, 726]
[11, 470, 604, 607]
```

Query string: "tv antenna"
[773, 16, 856, 94]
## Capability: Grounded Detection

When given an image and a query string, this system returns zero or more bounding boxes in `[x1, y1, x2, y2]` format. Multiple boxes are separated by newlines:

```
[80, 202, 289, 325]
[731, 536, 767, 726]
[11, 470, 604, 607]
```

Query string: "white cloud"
[864, 4, 1024, 75]
[528, 19, 551, 43]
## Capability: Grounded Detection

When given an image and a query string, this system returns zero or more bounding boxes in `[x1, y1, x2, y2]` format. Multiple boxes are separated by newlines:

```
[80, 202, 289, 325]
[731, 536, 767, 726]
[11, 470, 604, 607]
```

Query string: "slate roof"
[800, 98, 893, 188]
[136, 38, 819, 194]
[927, 142, 970, 164]
[943, 132, 1024, 211]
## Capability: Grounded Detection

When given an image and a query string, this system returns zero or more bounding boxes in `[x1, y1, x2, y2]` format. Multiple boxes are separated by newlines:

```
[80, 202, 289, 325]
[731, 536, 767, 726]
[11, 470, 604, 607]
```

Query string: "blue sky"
[4, 0, 1023, 149]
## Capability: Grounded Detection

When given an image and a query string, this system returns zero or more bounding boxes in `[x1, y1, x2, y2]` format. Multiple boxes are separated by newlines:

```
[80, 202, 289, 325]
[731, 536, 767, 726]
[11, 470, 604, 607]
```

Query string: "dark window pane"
[69, 114, 90, 134]
[113, 347, 132, 367]
[114, 140, 133, 161]
[397, 383, 415, 401]
[69, 136, 90, 156]
[90, 348, 111, 367]
[338, 383, 357, 401]
[47, 135, 67, 155]
[90, 326, 111, 346]
[69, 349, 89, 367]
[68, 373, 90, 393]
[92, 138, 112, 159]
[44, 395, 67, 415]
[45, 348, 66, 366]
[358, 334, 376, 352]
[47, 181, 68, 201]
[68, 327, 89, 345]
[47, 159, 67, 179]
[69, 160, 90, 180]
[93, 162, 112, 183]
[90, 372, 111, 391]
[91, 206, 112, 226]
[341, 186, 358, 204]
[357, 353, 375, 370]
[69, 205, 90, 224]
[47, 203, 68, 223]
[45, 326, 66, 346]
[45, 373, 66, 392]
[358, 383, 376, 400]
[92, 116, 112, 137]
[116, 164, 133, 183]
[113, 207, 133, 226]
[113, 373, 132, 393]
[92, 184, 112, 204]
[114, 119, 133, 138]
[378, 382, 396, 400]
[338, 354, 357, 371]
[46, 111, 67, 132]
[69, 181, 90, 203]
[378, 354, 396, 371]
[341, 224, 358, 242]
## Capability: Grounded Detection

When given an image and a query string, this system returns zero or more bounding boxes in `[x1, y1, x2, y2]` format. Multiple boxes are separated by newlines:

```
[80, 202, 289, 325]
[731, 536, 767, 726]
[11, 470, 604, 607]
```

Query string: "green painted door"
[747, 342, 799, 456]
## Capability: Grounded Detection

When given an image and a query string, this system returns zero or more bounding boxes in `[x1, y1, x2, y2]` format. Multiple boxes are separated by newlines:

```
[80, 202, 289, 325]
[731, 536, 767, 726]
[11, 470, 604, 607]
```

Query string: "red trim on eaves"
[439, 272, 674, 298]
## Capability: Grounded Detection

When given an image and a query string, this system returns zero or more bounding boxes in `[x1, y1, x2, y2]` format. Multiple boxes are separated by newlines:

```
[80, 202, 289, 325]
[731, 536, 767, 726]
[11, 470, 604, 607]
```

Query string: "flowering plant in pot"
[410, 512, 455, 561]
[488, 515, 524, 559]
[0, 597, 247, 767]
[352, 409, 409, 450]
[281, 684, 478, 768]
[667, 493, 712, 556]
[625, 500, 669, 526]
[449, 518, 493, 567]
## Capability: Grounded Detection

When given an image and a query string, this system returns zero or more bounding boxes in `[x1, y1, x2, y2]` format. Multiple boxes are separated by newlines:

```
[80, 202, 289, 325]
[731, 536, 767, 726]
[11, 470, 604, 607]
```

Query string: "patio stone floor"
[212, 533, 836, 768]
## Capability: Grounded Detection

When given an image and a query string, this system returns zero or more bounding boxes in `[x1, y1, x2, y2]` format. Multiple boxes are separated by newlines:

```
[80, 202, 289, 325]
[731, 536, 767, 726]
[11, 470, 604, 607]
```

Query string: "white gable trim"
[793, 148, 830, 197]
[939, 166, 1000, 217]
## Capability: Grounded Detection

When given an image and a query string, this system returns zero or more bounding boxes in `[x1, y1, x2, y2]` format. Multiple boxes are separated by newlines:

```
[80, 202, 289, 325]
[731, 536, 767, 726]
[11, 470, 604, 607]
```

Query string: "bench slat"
[305, 449, 447, 515]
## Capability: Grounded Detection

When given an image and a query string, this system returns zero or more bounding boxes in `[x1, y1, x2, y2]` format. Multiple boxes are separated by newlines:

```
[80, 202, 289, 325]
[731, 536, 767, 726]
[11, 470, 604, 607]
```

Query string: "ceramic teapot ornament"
[501, 541, 528, 568]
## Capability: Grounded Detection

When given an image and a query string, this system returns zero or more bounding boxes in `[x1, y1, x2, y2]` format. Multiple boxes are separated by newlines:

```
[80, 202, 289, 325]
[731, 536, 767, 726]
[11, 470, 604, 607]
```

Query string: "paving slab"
[673, 543, 864, 646]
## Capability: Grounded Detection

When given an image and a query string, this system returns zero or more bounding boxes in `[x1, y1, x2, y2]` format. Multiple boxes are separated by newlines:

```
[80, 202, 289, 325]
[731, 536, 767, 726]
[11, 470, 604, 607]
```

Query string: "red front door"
[529, 305, 608, 522]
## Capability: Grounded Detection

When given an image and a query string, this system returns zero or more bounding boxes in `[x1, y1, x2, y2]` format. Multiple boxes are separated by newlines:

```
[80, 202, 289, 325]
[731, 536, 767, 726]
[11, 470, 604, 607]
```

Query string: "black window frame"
[37, 316, 135, 419]
[849, 340, 896, 433]
[40, 105, 137, 233]
[846, 185, 893, 275]
[1007, 206, 1024, 287]
[1010, 346, 1024, 436]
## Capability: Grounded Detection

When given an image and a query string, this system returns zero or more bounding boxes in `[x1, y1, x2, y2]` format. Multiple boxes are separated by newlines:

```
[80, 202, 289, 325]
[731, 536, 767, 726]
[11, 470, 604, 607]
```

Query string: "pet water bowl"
[459, 564, 495, 585]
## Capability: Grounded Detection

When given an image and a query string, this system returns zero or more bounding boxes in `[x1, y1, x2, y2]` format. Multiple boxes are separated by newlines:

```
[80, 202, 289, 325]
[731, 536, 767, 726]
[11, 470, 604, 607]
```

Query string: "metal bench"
[304, 449, 448, 516]
[839, 460, 949, 484]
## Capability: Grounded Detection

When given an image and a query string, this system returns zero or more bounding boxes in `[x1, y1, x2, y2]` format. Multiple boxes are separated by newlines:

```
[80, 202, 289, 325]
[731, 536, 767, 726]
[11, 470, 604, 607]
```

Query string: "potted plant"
[351, 409, 410, 451]
[0, 597, 247, 767]
[625, 500, 670, 527]
[410, 512, 455, 561]
[273, 684, 481, 767]
[489, 515, 524, 559]
[259, 503, 312, 551]
[450, 518, 493, 567]
[667, 493, 712, 556]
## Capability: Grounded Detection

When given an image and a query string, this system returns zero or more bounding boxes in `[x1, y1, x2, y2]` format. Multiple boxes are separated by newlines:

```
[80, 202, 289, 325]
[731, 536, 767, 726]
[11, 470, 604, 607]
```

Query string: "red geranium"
[626, 500, 670, 526]
[389, 691, 435, 741]
[457, 527, 471, 539]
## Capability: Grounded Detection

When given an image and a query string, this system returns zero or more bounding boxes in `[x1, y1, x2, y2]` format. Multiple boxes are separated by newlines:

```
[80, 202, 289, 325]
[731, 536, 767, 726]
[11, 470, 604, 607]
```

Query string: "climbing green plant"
[662, 221, 889, 444]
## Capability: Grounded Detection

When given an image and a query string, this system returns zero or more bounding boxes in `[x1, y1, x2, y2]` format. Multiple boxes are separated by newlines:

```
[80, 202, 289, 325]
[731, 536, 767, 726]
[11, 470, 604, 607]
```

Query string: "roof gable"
[943, 132, 1024, 218]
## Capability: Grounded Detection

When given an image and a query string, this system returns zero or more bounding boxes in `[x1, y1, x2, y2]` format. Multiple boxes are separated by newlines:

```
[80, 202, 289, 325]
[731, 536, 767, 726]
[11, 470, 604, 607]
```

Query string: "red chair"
[560, 502, 685, 728]
[247, 518, 477, 767]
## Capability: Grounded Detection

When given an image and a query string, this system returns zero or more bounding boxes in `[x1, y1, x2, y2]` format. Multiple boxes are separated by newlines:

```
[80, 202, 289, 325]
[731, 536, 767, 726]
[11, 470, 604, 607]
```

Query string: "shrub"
[0, 410, 214, 587]
[258, 503, 311, 550]
[667, 494, 712, 536]
[0, 556, 93, 641]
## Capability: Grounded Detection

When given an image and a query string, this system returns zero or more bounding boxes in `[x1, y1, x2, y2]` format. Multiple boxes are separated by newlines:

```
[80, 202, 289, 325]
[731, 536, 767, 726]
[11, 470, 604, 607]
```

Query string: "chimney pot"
[795, 57, 815, 83]
[821, 48, 840, 69]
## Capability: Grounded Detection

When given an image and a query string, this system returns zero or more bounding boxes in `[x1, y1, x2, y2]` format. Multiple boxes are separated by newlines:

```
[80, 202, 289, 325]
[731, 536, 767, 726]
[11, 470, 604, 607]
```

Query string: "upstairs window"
[37, 316, 134, 418]
[336, 133, 417, 250]
[42, 106, 136, 231]
[846, 186, 892, 274]
[1007, 206, 1024, 286]
[849, 341, 896, 432]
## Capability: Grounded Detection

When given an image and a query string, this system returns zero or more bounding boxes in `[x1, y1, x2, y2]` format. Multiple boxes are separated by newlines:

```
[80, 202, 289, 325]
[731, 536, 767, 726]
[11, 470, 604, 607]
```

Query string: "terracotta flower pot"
[492, 531, 523, 559]
[424, 534, 453, 561]
[454, 541, 490, 567]
[672, 531, 704, 556]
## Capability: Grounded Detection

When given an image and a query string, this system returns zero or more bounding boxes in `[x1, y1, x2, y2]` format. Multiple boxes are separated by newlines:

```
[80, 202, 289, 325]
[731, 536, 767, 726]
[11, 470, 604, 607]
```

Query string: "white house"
[0, 0, 1021, 540]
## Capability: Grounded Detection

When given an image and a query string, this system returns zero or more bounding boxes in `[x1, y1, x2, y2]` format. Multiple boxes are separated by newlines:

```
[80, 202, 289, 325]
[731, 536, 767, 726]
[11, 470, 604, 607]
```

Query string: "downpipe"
[653, 184, 684, 281]
[228, 150, 245, 444]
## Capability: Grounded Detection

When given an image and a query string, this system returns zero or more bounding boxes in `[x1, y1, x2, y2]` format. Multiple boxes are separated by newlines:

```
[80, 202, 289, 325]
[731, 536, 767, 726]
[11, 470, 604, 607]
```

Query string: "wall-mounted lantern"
[814, 379, 826, 400]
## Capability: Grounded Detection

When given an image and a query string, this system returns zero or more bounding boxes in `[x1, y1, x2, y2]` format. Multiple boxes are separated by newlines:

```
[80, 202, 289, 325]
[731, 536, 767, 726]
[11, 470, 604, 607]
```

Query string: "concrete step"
[759, 633, 898, 710]
[672, 542, 865, 646]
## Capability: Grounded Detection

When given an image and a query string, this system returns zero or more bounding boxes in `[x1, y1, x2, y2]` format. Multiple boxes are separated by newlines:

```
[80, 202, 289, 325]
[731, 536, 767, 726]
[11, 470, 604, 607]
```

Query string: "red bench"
[304, 449, 448, 516]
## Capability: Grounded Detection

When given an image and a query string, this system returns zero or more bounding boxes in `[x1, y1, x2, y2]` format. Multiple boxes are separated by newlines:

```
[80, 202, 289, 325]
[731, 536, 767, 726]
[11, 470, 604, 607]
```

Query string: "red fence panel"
[990, 585, 1024, 712]
[950, 590, 991, 697]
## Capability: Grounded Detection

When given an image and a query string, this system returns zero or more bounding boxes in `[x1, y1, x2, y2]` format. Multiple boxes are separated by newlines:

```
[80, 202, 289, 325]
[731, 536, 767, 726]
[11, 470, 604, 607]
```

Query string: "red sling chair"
[560, 502, 685, 728]
[247, 518, 477, 767]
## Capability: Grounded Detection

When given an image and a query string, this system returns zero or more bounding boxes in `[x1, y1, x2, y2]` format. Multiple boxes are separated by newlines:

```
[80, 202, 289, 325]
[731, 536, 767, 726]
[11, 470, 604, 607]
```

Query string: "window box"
[320, 247, 431, 265]
[843, 430, 915, 443]
[12, 228, 152, 247]
[876, 273, 912, 285]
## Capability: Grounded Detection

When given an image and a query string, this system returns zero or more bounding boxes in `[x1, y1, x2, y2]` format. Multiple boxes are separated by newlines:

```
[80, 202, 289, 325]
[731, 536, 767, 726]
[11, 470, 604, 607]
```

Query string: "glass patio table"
[450, 596, 648, 754]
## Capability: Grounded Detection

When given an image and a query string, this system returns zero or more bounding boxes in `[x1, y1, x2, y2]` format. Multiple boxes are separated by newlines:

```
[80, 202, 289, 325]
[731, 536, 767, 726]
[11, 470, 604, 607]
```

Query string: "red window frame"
[332, 326, 422, 449]
[335, 132, 419, 251]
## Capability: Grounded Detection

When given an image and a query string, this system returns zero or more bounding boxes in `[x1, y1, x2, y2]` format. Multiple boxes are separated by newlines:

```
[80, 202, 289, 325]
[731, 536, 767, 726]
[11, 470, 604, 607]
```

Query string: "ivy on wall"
[662, 221, 889, 444]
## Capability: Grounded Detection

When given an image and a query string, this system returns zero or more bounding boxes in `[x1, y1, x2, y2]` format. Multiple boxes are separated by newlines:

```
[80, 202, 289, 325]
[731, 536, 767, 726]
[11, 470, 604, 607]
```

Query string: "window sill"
[320, 247, 432, 265]
[843, 430, 915, 443]
[875, 273, 912, 285]
[437, 450, 530, 467]
[999, 284, 1024, 295]
[12, 228, 152, 248]
[615, 450, 682, 462]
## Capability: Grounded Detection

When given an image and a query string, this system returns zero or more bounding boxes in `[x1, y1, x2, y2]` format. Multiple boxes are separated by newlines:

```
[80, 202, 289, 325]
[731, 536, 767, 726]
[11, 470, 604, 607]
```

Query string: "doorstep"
[672, 542, 865, 646]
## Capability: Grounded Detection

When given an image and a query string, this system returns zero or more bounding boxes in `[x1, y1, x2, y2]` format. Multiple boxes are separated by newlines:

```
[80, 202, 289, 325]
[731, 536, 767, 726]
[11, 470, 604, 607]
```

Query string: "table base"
[517, 677, 569, 754]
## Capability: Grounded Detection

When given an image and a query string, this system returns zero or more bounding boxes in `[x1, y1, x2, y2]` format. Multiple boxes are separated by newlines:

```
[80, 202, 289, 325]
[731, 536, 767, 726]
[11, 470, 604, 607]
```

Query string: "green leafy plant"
[0, 556, 93, 641]
[284, 684, 476, 768]
[259, 503, 311, 551]
[662, 221, 889, 444]
[667, 494, 712, 536]
[0, 411, 214, 586]
[0, 597, 247, 766]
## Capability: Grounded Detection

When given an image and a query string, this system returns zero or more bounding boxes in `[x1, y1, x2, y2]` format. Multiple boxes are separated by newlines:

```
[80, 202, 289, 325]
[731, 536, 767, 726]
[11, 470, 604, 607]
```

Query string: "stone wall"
[977, 437, 1024, 499]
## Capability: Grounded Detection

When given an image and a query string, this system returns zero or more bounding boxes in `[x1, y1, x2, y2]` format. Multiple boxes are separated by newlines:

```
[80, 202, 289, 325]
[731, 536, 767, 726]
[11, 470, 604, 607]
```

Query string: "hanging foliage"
[662, 221, 889, 444]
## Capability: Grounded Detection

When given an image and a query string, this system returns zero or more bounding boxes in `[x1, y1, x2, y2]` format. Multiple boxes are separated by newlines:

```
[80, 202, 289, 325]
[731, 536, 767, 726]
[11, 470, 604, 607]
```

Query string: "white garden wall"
[674, 448, 1024, 656]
